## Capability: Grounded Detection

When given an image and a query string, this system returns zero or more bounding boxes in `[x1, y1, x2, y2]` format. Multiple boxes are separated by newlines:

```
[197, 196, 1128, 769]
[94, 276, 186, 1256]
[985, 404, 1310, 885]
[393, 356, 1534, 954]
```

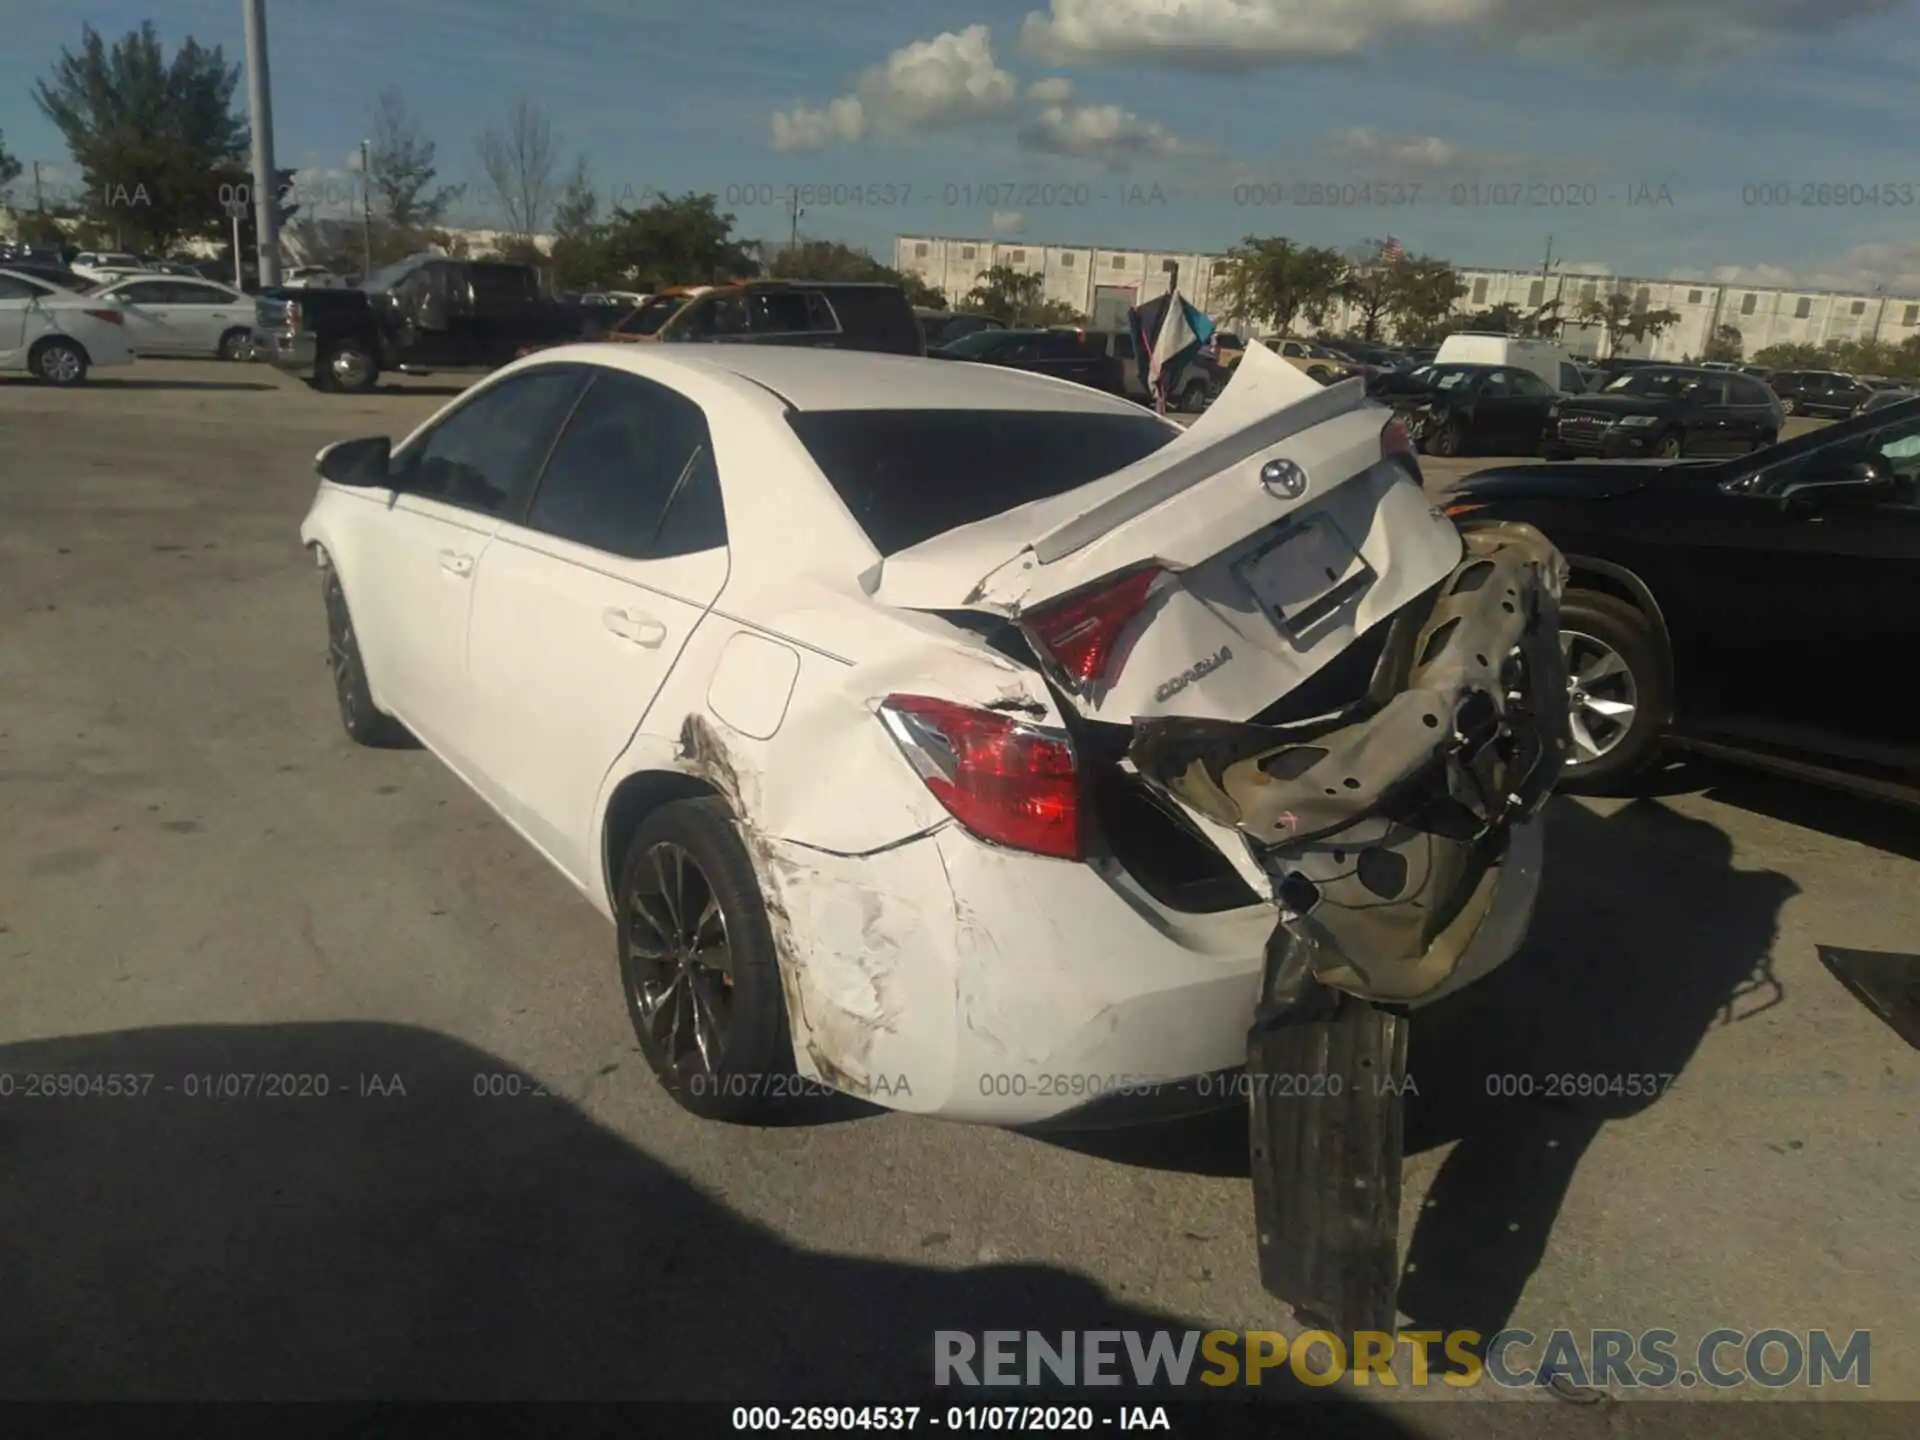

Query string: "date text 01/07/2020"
[730, 1405, 1172, 1431]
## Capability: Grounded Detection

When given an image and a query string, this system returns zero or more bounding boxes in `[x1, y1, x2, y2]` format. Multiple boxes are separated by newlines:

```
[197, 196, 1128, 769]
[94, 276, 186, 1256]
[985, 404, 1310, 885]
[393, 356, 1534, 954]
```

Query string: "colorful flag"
[1128, 288, 1216, 414]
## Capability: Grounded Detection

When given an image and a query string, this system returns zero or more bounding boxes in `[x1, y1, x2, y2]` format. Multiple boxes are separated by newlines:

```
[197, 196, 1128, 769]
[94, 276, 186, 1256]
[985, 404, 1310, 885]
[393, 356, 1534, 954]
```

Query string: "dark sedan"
[928, 326, 1123, 394]
[1769, 369, 1872, 418]
[1372, 362, 1559, 457]
[1445, 396, 1920, 803]
[1546, 365, 1781, 460]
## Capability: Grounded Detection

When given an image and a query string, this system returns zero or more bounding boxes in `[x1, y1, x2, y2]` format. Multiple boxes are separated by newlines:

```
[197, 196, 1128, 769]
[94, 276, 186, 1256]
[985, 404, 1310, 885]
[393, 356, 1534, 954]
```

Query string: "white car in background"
[89, 274, 257, 360]
[0, 267, 134, 384]
[70, 252, 149, 283]
[299, 341, 1568, 1130]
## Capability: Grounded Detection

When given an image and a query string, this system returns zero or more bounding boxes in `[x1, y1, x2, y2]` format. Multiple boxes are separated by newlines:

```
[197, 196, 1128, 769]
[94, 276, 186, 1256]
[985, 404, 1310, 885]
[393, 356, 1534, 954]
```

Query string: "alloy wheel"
[627, 842, 735, 1078]
[329, 347, 372, 389]
[39, 345, 81, 383]
[1560, 629, 1640, 763]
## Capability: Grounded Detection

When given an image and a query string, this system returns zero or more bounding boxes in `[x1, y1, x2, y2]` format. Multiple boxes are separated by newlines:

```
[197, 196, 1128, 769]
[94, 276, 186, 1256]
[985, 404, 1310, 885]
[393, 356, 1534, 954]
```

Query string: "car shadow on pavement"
[1394, 797, 1795, 1350]
[0, 1022, 1405, 1425]
[86, 378, 281, 392]
[1040, 797, 1797, 1351]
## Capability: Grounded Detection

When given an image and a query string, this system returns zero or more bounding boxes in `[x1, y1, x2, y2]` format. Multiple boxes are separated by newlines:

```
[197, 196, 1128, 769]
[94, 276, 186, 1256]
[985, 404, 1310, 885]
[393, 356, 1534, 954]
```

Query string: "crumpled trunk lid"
[874, 343, 1465, 726]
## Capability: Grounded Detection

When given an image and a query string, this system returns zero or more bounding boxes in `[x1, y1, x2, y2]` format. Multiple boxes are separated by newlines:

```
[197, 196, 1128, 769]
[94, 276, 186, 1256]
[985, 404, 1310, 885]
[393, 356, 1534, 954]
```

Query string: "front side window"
[524, 370, 724, 558]
[162, 282, 229, 305]
[399, 367, 589, 517]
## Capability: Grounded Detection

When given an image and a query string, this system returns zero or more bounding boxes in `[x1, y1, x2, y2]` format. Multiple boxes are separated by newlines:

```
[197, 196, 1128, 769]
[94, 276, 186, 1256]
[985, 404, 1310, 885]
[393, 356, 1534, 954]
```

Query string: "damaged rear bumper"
[1129, 521, 1572, 1334]
[1128, 519, 1572, 1006]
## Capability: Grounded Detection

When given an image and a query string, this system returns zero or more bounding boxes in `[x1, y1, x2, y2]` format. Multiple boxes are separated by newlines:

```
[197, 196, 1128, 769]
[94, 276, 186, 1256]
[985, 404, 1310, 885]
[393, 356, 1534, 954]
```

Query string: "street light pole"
[360, 138, 373, 280]
[242, 0, 281, 289]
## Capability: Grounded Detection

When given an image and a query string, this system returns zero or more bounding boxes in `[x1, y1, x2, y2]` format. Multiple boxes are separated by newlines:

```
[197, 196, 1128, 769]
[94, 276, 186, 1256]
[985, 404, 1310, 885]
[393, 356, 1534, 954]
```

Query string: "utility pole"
[787, 191, 803, 262]
[360, 138, 373, 280]
[32, 160, 45, 214]
[242, 0, 281, 289]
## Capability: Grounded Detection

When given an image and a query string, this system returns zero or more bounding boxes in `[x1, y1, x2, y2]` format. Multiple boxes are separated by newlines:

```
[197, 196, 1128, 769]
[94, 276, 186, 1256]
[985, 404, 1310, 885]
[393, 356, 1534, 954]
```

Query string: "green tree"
[1383, 256, 1468, 346]
[596, 191, 757, 290]
[1576, 289, 1683, 359]
[775, 239, 946, 307]
[546, 156, 607, 288]
[0, 129, 22, 201]
[1336, 245, 1400, 341]
[32, 22, 248, 250]
[1701, 323, 1744, 363]
[1749, 341, 1825, 370]
[368, 87, 464, 230]
[1214, 236, 1347, 335]
[959, 264, 1083, 326]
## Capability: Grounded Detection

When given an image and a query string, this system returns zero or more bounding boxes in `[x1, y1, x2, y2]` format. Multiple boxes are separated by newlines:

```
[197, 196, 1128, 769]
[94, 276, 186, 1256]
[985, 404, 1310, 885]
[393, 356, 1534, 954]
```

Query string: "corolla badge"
[1154, 646, 1232, 703]
[1260, 459, 1307, 498]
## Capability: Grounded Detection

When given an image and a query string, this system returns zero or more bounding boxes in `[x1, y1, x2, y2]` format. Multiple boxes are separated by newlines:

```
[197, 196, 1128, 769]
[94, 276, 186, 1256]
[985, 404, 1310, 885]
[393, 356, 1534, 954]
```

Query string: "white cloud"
[1019, 102, 1196, 168]
[1019, 0, 1902, 70]
[990, 210, 1026, 233]
[1026, 75, 1076, 102]
[771, 96, 867, 152]
[1670, 245, 1920, 295]
[771, 25, 1017, 150]
[1327, 127, 1465, 170]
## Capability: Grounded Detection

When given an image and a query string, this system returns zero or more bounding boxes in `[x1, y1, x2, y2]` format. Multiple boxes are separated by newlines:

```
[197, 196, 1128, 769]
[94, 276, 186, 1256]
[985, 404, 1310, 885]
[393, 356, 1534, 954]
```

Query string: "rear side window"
[524, 370, 723, 558]
[748, 289, 833, 334]
[811, 287, 922, 355]
[1037, 331, 1090, 359]
[1731, 378, 1769, 405]
[786, 409, 1177, 554]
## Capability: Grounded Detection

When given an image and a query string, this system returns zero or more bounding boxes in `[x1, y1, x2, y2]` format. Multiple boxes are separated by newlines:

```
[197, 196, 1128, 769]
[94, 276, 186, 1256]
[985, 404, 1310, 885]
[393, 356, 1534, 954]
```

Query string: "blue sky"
[5, 0, 1920, 288]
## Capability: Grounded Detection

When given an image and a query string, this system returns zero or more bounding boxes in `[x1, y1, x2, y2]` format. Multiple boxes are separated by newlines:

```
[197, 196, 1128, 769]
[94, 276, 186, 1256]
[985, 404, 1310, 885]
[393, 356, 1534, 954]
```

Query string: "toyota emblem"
[1260, 459, 1306, 498]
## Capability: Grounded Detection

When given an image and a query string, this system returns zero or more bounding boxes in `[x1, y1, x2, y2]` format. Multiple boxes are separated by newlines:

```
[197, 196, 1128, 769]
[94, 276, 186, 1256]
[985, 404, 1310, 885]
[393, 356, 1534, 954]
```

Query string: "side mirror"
[1778, 457, 1895, 510]
[315, 436, 391, 488]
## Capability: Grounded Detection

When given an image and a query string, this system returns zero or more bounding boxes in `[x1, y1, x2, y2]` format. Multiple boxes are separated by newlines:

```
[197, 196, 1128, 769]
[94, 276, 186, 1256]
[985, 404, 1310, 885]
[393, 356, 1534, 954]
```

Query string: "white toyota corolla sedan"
[300, 340, 1570, 1126]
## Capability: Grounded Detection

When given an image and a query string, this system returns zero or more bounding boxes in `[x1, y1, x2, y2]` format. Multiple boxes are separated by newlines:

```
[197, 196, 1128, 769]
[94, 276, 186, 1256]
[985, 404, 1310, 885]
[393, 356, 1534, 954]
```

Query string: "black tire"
[322, 570, 411, 747]
[318, 340, 378, 394]
[1423, 417, 1465, 457]
[1558, 589, 1670, 794]
[1654, 432, 1685, 459]
[1755, 430, 1779, 451]
[617, 797, 796, 1123]
[217, 327, 251, 361]
[30, 337, 89, 386]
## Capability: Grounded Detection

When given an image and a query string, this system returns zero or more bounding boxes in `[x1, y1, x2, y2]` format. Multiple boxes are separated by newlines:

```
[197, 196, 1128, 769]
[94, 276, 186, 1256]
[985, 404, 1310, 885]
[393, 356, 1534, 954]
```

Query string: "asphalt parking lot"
[1, 359, 1914, 1421]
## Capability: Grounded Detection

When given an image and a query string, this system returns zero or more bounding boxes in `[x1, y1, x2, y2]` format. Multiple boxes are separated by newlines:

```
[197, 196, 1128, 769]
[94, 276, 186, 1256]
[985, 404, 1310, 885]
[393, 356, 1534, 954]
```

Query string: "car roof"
[539, 342, 1148, 415]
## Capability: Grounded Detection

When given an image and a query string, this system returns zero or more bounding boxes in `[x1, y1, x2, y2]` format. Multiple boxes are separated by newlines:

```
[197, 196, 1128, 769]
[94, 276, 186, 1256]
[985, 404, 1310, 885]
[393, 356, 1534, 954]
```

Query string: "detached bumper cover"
[1129, 520, 1572, 1004]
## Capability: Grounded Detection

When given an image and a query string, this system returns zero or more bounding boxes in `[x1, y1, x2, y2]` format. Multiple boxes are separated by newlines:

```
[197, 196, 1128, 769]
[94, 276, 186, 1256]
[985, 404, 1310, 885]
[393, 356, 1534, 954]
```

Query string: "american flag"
[1379, 235, 1405, 264]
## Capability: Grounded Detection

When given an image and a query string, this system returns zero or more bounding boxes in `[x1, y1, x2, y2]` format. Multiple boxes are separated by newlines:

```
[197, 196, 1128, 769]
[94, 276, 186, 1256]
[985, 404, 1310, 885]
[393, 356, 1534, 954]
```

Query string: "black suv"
[1546, 365, 1781, 460]
[1768, 370, 1871, 418]
[1447, 396, 1920, 803]
[646, 281, 925, 356]
[927, 326, 1122, 394]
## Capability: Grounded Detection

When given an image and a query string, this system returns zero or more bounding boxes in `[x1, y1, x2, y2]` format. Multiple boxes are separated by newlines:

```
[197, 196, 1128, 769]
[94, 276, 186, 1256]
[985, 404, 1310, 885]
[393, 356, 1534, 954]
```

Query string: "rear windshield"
[814, 287, 922, 355]
[786, 409, 1178, 554]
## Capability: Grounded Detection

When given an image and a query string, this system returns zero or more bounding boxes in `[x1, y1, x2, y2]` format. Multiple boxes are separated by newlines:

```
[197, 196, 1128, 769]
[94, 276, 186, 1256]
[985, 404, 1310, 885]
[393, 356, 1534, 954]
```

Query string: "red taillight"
[82, 308, 124, 326]
[878, 695, 1080, 859]
[1381, 415, 1414, 461]
[1020, 565, 1163, 690]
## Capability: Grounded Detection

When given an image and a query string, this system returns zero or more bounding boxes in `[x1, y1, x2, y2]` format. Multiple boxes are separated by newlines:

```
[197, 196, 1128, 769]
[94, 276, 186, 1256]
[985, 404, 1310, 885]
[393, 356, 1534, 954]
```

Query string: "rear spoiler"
[1029, 374, 1374, 566]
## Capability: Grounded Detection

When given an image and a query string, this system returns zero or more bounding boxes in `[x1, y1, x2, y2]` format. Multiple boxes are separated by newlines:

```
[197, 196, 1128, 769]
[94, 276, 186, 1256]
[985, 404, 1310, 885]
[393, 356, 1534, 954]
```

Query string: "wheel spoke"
[689, 974, 725, 1072]
[637, 970, 685, 1040]
[1569, 713, 1604, 760]
[1581, 696, 1636, 721]
[696, 938, 734, 978]
[628, 889, 676, 954]
[667, 974, 695, 1060]
[650, 846, 682, 933]
[1578, 650, 1628, 685]
[691, 891, 724, 946]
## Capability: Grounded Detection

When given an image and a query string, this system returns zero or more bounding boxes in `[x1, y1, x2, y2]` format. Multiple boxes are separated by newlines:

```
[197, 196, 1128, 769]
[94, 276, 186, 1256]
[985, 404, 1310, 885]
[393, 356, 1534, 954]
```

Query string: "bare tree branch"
[476, 97, 557, 238]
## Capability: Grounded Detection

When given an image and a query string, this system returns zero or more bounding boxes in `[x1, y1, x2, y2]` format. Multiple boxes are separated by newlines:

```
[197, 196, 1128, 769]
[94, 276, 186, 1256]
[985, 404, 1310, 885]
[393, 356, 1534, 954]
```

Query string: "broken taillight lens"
[878, 695, 1080, 860]
[1020, 565, 1162, 689]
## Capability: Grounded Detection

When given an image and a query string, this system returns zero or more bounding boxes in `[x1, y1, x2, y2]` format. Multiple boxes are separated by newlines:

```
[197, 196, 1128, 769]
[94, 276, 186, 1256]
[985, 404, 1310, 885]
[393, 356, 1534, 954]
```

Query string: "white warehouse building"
[894, 234, 1920, 361]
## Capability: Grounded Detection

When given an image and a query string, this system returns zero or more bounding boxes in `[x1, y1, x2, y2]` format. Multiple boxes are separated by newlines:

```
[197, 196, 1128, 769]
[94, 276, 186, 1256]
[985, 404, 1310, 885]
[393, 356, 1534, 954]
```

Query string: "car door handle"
[603, 608, 667, 646]
[438, 550, 474, 576]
